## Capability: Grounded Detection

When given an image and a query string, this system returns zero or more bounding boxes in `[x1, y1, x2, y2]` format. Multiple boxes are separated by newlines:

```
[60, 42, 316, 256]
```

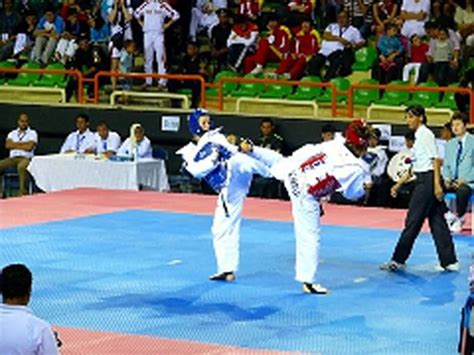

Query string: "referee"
[380, 105, 458, 272]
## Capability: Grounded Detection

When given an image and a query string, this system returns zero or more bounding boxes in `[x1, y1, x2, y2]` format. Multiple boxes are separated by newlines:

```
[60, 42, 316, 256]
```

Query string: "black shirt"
[211, 23, 232, 51]
[258, 133, 284, 153]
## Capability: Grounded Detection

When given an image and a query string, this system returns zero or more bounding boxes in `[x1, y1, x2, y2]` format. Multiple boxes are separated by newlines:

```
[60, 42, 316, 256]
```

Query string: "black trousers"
[446, 184, 472, 217]
[417, 62, 458, 86]
[392, 171, 457, 267]
[307, 49, 354, 81]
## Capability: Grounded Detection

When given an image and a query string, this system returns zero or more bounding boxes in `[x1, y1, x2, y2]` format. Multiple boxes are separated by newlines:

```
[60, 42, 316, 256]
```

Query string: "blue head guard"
[188, 109, 212, 136]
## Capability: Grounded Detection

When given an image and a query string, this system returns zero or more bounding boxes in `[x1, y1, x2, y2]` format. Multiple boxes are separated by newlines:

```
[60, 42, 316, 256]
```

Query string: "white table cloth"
[27, 154, 170, 192]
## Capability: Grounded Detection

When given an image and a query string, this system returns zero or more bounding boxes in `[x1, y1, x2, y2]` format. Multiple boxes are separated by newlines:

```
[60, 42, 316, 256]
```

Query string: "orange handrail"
[347, 84, 474, 123]
[0, 67, 84, 103]
[93, 71, 207, 107]
[216, 77, 337, 117]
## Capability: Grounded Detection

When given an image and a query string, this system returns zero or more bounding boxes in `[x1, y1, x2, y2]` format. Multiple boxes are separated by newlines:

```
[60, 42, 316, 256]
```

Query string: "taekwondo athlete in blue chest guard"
[177, 109, 272, 282]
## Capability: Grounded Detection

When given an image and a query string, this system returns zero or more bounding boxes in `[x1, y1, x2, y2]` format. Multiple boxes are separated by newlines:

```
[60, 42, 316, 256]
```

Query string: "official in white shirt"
[95, 121, 121, 158]
[0, 264, 59, 355]
[307, 10, 365, 81]
[60, 114, 96, 154]
[117, 123, 153, 160]
[0, 112, 38, 196]
[381, 105, 458, 272]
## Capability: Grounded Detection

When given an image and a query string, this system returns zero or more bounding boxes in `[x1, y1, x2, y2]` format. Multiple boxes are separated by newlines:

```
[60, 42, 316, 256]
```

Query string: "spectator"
[88, 14, 110, 45]
[418, 26, 459, 86]
[367, 128, 388, 178]
[210, 8, 232, 73]
[118, 38, 134, 90]
[307, 10, 365, 81]
[59, 0, 89, 23]
[54, 9, 88, 64]
[60, 113, 96, 154]
[257, 118, 285, 152]
[94, 121, 121, 157]
[343, 0, 372, 34]
[275, 18, 320, 80]
[0, 0, 21, 61]
[443, 113, 474, 233]
[402, 34, 428, 82]
[189, 0, 226, 42]
[0, 264, 59, 355]
[440, 121, 454, 141]
[32, 7, 65, 65]
[134, 0, 179, 91]
[399, 0, 430, 38]
[432, 0, 455, 29]
[237, 0, 261, 22]
[66, 36, 107, 101]
[321, 123, 336, 141]
[405, 130, 415, 149]
[365, 128, 390, 206]
[11, 11, 37, 59]
[454, 0, 474, 60]
[169, 41, 208, 108]
[373, 0, 398, 38]
[280, 0, 313, 29]
[372, 23, 404, 84]
[0, 113, 37, 197]
[244, 14, 292, 74]
[226, 14, 258, 72]
[108, 0, 133, 91]
[117, 123, 153, 160]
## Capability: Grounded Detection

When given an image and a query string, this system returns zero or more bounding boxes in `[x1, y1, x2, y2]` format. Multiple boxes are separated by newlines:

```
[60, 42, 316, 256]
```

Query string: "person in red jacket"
[238, 0, 261, 21]
[275, 18, 320, 79]
[244, 14, 292, 74]
[280, 0, 314, 28]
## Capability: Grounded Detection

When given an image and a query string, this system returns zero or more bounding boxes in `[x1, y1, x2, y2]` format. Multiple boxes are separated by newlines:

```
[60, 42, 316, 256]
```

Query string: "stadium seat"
[353, 78, 379, 105]
[434, 84, 459, 110]
[287, 76, 322, 101]
[7, 62, 41, 87]
[375, 80, 410, 106]
[317, 77, 350, 103]
[352, 47, 377, 71]
[259, 75, 293, 99]
[405, 81, 439, 108]
[230, 73, 265, 97]
[0, 61, 15, 85]
[206, 70, 240, 97]
[32, 63, 67, 88]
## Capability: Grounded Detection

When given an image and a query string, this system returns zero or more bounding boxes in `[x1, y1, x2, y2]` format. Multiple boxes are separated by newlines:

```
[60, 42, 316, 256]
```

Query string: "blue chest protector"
[194, 142, 233, 192]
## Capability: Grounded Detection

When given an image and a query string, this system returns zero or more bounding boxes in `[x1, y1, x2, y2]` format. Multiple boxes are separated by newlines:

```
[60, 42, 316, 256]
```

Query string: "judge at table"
[117, 123, 153, 160]
[95, 121, 121, 158]
[60, 114, 96, 154]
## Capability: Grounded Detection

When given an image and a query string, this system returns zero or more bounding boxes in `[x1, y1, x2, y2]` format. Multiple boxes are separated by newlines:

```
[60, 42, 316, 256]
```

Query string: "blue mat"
[0, 209, 472, 354]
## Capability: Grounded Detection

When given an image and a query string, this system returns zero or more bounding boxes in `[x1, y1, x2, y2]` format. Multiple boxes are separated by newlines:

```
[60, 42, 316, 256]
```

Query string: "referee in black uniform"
[380, 105, 458, 272]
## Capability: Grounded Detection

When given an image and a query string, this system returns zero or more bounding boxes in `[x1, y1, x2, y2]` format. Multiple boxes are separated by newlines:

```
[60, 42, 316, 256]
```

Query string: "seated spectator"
[226, 15, 258, 72]
[372, 23, 404, 84]
[118, 39, 135, 90]
[402, 34, 428, 82]
[399, 0, 430, 38]
[279, 0, 313, 29]
[117, 123, 153, 160]
[65, 36, 107, 102]
[440, 121, 454, 141]
[59, 0, 89, 24]
[307, 10, 365, 81]
[94, 121, 121, 158]
[54, 9, 88, 64]
[418, 26, 459, 86]
[169, 41, 208, 108]
[0, 0, 21, 61]
[432, 0, 455, 29]
[189, 0, 225, 42]
[442, 113, 474, 233]
[11, 11, 38, 60]
[0, 113, 37, 197]
[0, 264, 59, 355]
[210, 8, 232, 73]
[237, 0, 261, 22]
[244, 14, 292, 74]
[275, 18, 320, 80]
[454, 0, 474, 60]
[373, 0, 398, 38]
[32, 7, 65, 66]
[88, 15, 110, 45]
[321, 123, 336, 141]
[60, 113, 96, 154]
[343, 0, 372, 36]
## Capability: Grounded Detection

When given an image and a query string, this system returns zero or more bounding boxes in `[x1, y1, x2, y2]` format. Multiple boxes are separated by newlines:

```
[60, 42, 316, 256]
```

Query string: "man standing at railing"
[134, 0, 180, 91]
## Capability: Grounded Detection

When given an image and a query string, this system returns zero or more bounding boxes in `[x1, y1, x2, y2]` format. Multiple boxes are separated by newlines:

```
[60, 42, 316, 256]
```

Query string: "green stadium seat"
[176, 88, 193, 95]
[352, 47, 377, 71]
[206, 70, 240, 97]
[376, 80, 410, 106]
[317, 77, 350, 103]
[259, 75, 293, 99]
[7, 62, 41, 87]
[353, 78, 379, 105]
[287, 76, 322, 101]
[230, 73, 265, 97]
[405, 81, 439, 108]
[0, 61, 16, 85]
[32, 63, 67, 88]
[434, 84, 459, 110]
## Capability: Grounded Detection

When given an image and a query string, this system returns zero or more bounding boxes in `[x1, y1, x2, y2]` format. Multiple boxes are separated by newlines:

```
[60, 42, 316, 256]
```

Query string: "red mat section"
[1, 188, 471, 232]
